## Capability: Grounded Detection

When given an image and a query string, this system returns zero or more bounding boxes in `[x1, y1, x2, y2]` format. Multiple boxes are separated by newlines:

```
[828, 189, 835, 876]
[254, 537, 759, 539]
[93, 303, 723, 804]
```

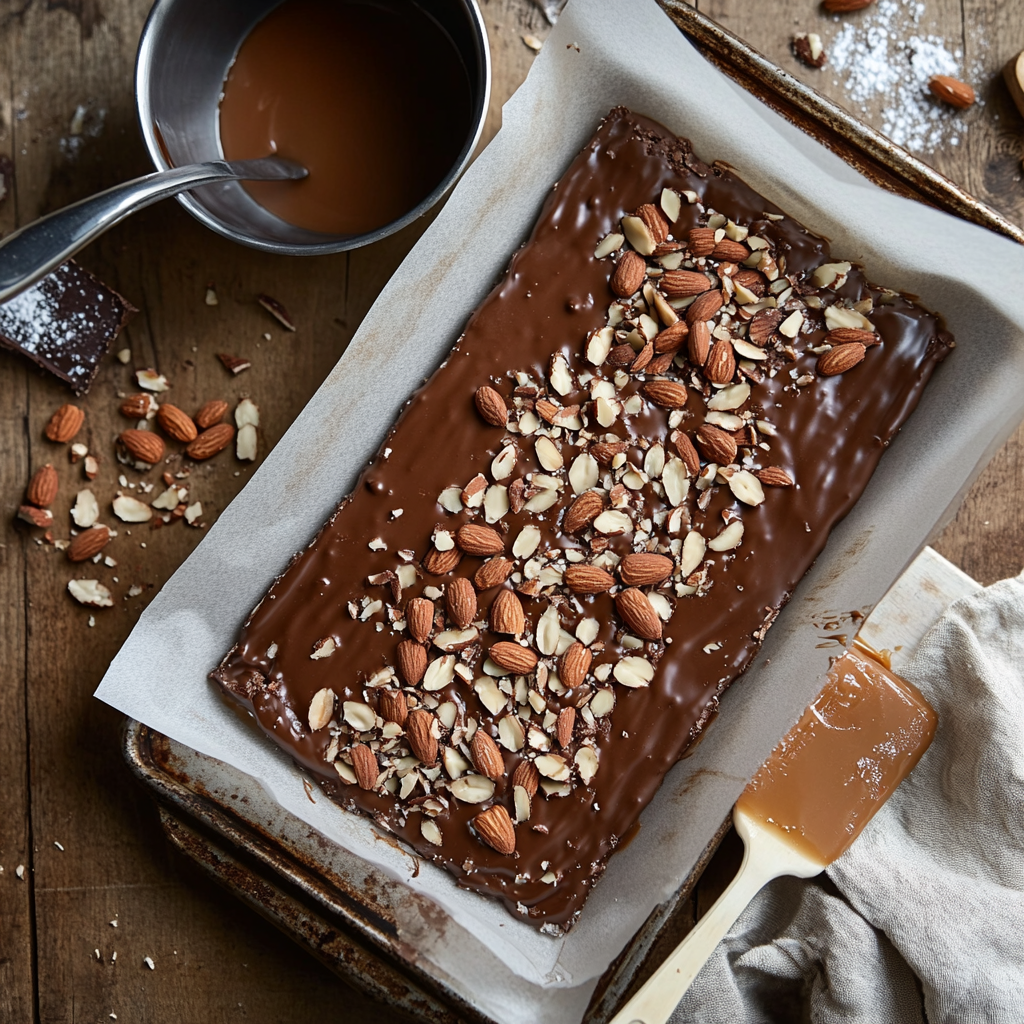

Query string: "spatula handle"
[609, 808, 825, 1024]
[608, 845, 776, 1024]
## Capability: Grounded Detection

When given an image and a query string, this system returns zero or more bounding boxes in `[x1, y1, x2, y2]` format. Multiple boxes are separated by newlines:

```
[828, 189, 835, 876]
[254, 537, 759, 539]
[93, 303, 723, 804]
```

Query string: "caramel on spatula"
[611, 649, 937, 1024]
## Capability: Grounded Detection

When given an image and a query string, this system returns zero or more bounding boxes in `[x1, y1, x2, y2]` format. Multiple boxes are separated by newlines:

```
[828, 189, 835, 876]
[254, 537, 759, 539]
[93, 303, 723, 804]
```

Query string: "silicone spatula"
[609, 647, 937, 1024]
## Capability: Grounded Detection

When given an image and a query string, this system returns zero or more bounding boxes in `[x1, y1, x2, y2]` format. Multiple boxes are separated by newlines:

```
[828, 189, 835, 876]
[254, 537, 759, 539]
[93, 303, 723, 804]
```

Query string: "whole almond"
[424, 545, 462, 576]
[563, 490, 604, 533]
[827, 327, 879, 347]
[642, 380, 688, 409]
[748, 308, 783, 347]
[688, 320, 711, 365]
[654, 320, 689, 355]
[560, 642, 593, 690]
[661, 269, 711, 299]
[156, 403, 198, 443]
[471, 730, 505, 780]
[704, 339, 736, 385]
[474, 556, 514, 591]
[686, 290, 724, 324]
[564, 564, 616, 594]
[512, 759, 539, 797]
[45, 404, 85, 443]
[195, 399, 229, 429]
[619, 552, 673, 586]
[68, 524, 111, 563]
[27, 464, 58, 507]
[456, 523, 504, 556]
[616, 588, 663, 641]
[489, 641, 538, 674]
[473, 804, 516, 855]
[696, 423, 738, 465]
[556, 707, 576, 748]
[757, 466, 794, 487]
[119, 429, 165, 465]
[379, 689, 409, 726]
[687, 227, 716, 257]
[590, 441, 628, 465]
[712, 238, 749, 262]
[185, 423, 234, 460]
[396, 640, 427, 685]
[446, 576, 477, 629]
[611, 250, 647, 298]
[350, 744, 379, 791]
[119, 394, 154, 419]
[474, 385, 507, 427]
[672, 431, 701, 475]
[490, 588, 525, 635]
[406, 709, 438, 765]
[822, 0, 874, 10]
[406, 597, 434, 642]
[818, 343, 866, 376]
[636, 203, 669, 244]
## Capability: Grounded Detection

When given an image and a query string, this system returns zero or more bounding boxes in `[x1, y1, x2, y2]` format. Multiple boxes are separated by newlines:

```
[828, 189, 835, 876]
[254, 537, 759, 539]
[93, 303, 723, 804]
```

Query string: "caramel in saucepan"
[219, 0, 473, 235]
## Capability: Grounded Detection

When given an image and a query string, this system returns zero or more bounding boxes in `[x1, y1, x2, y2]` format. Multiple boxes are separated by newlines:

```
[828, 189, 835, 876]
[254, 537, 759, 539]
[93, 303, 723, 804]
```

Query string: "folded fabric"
[672, 573, 1024, 1024]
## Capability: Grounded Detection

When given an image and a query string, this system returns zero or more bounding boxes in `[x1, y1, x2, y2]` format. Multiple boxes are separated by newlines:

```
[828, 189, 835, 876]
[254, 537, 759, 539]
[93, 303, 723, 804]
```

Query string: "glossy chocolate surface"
[212, 109, 952, 930]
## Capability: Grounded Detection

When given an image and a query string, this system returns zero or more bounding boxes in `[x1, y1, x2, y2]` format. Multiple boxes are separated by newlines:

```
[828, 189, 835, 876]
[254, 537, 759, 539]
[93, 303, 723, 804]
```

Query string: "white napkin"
[671, 572, 1024, 1023]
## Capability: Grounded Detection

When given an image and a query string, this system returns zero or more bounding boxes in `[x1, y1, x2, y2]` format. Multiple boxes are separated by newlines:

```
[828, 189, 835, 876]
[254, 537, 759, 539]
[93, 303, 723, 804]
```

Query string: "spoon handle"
[0, 159, 299, 303]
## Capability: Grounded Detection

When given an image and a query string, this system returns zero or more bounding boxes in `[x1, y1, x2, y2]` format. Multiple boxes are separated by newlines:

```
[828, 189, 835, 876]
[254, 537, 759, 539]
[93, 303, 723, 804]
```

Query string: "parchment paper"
[95, 0, 1024, 1020]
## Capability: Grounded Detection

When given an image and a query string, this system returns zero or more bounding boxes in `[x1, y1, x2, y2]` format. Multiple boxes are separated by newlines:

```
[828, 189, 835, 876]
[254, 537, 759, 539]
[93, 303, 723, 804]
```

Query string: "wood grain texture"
[0, 0, 1021, 1020]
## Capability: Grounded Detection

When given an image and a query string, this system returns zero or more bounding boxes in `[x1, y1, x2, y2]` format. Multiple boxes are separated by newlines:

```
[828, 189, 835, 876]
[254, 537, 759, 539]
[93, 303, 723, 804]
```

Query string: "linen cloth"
[672, 573, 1024, 1024]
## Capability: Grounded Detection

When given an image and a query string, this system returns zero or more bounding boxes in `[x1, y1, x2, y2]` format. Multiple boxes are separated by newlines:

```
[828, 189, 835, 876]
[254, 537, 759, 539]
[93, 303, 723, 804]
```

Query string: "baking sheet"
[95, 0, 1024, 1020]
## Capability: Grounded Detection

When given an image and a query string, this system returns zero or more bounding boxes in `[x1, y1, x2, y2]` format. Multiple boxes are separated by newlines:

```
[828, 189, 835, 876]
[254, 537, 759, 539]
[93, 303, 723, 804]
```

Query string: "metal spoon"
[0, 156, 308, 304]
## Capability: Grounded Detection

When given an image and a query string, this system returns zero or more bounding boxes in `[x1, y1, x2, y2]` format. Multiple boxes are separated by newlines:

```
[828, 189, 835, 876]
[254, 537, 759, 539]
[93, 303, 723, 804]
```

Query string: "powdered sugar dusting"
[827, 0, 983, 153]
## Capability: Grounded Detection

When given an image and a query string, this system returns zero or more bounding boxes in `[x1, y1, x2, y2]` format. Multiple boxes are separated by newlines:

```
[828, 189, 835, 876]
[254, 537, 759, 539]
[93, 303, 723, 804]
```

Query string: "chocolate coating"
[212, 109, 952, 931]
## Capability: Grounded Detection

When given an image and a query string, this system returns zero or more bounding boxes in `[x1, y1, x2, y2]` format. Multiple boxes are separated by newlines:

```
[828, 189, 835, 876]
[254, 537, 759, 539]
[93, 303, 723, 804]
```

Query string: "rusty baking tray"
[124, 6, 1023, 1023]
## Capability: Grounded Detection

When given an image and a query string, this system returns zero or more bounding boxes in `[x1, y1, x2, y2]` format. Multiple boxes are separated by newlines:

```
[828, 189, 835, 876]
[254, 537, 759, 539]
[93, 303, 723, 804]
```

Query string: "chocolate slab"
[212, 108, 952, 931]
[0, 259, 135, 394]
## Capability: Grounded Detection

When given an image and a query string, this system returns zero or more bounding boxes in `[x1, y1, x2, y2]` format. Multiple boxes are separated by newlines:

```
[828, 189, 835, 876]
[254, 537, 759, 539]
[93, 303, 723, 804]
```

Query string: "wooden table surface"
[2, 0, 1022, 1020]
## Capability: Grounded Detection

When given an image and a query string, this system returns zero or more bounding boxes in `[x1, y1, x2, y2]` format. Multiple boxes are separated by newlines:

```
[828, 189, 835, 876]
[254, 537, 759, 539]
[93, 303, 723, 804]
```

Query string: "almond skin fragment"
[489, 641, 538, 674]
[471, 730, 505, 780]
[616, 588, 663, 641]
[456, 523, 504, 556]
[186, 423, 234, 460]
[27, 464, 58, 507]
[406, 597, 435, 642]
[474, 385, 507, 427]
[619, 552, 673, 586]
[564, 564, 616, 594]
[817, 343, 866, 376]
[473, 804, 516, 855]
[610, 250, 647, 298]
[195, 399, 229, 429]
[156, 403, 198, 443]
[45, 404, 85, 442]
[350, 744, 379, 791]
[446, 576, 477, 629]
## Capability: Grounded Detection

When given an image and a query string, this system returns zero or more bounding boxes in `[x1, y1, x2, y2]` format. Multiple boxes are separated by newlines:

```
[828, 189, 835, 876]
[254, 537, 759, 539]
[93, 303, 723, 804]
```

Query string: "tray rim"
[122, 6, 1015, 1022]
